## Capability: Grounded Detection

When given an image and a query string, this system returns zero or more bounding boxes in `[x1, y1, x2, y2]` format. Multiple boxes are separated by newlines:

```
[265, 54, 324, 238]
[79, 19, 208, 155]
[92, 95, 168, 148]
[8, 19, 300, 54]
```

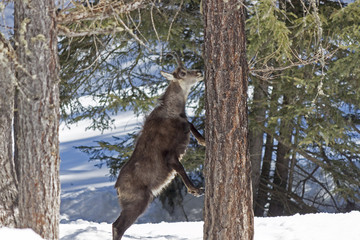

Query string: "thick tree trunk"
[203, 0, 254, 239]
[249, 80, 266, 203]
[0, 38, 18, 227]
[14, 1, 60, 239]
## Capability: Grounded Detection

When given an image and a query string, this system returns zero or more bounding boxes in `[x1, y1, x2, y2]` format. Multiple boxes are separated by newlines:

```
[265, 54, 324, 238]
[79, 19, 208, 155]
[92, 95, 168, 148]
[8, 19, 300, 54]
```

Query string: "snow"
[0, 228, 44, 240]
[60, 211, 360, 240]
[59, 110, 141, 192]
[2, 212, 360, 240]
[59, 221, 203, 240]
[254, 212, 360, 240]
[1, 110, 360, 240]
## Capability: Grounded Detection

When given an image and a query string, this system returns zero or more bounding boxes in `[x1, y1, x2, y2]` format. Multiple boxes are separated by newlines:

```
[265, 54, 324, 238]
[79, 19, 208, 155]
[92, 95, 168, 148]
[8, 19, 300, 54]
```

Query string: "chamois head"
[160, 53, 203, 96]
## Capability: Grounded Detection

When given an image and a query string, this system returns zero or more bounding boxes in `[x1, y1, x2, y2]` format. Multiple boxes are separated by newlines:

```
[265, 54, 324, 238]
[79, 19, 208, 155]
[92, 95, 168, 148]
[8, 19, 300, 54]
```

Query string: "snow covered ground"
[60, 211, 360, 240]
[1, 111, 360, 240]
[1, 211, 360, 240]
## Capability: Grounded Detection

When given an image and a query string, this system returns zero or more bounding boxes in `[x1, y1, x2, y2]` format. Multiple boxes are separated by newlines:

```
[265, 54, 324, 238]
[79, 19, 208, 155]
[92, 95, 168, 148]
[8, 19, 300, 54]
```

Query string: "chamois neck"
[157, 81, 188, 118]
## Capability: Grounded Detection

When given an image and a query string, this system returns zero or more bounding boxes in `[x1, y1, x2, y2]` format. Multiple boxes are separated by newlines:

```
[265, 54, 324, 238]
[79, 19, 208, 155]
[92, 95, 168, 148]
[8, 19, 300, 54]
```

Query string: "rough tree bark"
[203, 0, 254, 239]
[0, 37, 18, 227]
[13, 0, 60, 239]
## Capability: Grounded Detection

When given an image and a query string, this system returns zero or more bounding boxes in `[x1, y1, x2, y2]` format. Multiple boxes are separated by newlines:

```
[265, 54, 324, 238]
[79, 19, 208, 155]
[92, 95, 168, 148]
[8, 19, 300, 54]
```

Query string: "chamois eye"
[179, 71, 187, 78]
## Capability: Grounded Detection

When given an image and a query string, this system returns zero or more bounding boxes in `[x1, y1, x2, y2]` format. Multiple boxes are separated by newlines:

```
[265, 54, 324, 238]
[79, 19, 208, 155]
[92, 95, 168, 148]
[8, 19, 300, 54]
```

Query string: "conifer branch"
[57, 0, 147, 25]
[57, 0, 148, 37]
[249, 49, 337, 80]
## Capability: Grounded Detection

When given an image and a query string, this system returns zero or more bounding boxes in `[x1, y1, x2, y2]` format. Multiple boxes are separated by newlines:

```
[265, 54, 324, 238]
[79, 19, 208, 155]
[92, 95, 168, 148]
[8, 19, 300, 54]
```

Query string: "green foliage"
[247, 0, 360, 212]
[247, 0, 293, 62]
[330, 0, 360, 49]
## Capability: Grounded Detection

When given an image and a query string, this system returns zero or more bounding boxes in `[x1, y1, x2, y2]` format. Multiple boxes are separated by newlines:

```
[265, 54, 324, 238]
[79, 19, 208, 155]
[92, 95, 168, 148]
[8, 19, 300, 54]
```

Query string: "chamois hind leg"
[112, 190, 153, 240]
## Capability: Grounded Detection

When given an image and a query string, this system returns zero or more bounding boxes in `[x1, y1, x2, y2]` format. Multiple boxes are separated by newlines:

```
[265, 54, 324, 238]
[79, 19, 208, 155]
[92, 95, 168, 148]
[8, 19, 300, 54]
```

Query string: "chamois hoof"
[189, 187, 205, 197]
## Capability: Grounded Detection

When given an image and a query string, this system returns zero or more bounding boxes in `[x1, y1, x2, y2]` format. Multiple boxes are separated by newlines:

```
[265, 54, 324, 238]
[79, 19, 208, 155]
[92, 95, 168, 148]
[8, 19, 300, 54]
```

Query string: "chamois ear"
[160, 71, 175, 81]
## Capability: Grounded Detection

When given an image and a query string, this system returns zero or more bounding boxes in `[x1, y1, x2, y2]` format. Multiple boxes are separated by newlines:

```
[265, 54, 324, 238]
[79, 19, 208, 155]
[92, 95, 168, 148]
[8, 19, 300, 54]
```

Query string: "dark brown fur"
[112, 63, 205, 240]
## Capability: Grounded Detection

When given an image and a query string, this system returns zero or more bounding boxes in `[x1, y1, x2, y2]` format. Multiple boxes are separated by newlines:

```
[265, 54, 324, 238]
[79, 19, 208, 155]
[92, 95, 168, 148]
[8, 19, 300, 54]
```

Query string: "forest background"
[58, 0, 360, 216]
[2, 0, 360, 218]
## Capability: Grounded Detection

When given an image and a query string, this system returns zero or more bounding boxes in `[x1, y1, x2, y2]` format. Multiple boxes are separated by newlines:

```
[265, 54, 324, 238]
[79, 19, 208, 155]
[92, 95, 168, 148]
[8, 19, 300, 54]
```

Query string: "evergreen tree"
[248, 0, 360, 215]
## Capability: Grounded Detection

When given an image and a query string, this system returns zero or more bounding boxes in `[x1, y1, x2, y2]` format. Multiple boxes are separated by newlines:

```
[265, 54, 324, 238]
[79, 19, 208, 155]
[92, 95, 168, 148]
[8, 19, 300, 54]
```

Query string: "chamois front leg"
[166, 153, 204, 196]
[188, 122, 206, 146]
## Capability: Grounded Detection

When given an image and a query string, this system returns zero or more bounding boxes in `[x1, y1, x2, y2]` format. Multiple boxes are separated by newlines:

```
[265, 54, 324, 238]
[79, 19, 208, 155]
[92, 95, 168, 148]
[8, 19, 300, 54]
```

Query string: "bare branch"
[113, 13, 152, 52]
[166, 0, 183, 42]
[57, 24, 124, 37]
[249, 49, 338, 80]
[57, 0, 148, 25]
[57, 0, 153, 51]
[295, 164, 340, 211]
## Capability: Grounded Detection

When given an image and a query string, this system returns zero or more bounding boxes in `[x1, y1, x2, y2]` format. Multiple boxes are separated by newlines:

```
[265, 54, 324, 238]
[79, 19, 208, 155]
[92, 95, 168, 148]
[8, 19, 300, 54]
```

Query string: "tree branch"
[57, 24, 124, 38]
[57, 0, 147, 25]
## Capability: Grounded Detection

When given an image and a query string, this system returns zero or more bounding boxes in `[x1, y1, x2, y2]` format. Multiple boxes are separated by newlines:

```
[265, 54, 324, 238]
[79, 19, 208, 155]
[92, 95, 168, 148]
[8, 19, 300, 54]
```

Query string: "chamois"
[112, 55, 205, 240]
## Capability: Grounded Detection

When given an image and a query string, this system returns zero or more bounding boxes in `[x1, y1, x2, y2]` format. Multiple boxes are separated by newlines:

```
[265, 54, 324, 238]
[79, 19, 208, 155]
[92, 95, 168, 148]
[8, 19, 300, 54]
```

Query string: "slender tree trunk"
[249, 80, 266, 203]
[254, 86, 276, 216]
[288, 118, 300, 194]
[269, 96, 292, 216]
[254, 132, 273, 216]
[14, 1, 60, 239]
[0, 38, 18, 227]
[203, 0, 254, 239]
